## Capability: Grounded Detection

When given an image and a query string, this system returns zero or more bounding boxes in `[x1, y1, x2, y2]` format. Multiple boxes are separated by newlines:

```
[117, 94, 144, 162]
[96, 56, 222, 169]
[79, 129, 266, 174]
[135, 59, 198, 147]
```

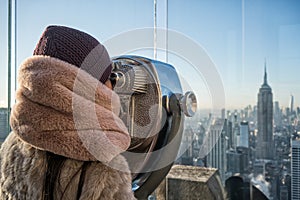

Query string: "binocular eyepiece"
[112, 55, 197, 118]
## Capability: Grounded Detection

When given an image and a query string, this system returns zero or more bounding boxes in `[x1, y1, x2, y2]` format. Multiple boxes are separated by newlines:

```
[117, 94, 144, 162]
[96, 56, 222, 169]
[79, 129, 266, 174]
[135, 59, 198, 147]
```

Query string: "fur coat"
[0, 56, 136, 199]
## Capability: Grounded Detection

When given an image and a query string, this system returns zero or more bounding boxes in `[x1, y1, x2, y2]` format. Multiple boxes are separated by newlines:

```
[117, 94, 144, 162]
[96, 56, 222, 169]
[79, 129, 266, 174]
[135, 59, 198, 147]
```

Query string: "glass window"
[2, 0, 300, 199]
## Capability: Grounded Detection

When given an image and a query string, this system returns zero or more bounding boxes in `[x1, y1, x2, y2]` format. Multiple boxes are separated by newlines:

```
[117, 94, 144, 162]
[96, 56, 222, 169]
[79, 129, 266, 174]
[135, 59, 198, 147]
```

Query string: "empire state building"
[256, 65, 274, 160]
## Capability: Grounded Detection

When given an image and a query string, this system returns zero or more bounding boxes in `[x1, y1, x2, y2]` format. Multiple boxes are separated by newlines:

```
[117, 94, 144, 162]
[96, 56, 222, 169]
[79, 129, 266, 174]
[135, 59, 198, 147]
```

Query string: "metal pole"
[14, 0, 17, 93]
[7, 0, 12, 134]
[166, 0, 168, 63]
[153, 0, 157, 60]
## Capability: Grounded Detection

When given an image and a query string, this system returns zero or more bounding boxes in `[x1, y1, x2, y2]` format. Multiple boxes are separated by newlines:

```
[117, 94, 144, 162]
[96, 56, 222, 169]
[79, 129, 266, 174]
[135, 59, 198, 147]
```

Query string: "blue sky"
[1, 0, 300, 110]
[167, 0, 300, 109]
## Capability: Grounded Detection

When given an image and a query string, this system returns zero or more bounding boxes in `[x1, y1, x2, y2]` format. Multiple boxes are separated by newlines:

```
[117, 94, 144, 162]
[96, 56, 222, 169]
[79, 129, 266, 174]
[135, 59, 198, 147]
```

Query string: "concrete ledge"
[154, 165, 226, 200]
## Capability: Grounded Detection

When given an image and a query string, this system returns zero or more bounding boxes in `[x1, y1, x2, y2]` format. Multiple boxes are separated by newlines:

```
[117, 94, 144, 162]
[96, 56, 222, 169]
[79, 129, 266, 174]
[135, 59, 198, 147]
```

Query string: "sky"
[0, 0, 300, 111]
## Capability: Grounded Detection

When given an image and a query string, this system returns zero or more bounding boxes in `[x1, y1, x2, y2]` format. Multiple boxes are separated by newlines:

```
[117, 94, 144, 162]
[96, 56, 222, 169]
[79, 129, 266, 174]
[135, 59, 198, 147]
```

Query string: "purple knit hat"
[33, 25, 112, 84]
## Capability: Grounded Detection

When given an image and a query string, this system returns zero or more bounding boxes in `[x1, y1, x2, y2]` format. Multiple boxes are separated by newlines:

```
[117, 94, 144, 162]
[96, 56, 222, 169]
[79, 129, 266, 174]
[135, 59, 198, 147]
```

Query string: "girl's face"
[104, 79, 113, 90]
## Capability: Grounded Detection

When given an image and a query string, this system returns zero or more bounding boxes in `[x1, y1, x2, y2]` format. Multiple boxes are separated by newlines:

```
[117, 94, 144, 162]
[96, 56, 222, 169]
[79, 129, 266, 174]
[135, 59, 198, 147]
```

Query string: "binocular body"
[112, 56, 197, 198]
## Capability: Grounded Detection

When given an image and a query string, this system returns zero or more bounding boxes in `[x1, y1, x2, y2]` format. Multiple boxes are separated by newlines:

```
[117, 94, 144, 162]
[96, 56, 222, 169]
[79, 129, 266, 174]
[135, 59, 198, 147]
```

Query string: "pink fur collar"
[11, 55, 131, 163]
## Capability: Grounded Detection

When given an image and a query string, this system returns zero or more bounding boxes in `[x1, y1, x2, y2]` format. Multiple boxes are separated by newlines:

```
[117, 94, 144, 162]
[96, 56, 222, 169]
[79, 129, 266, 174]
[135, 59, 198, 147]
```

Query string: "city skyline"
[0, 0, 300, 110]
[180, 62, 299, 199]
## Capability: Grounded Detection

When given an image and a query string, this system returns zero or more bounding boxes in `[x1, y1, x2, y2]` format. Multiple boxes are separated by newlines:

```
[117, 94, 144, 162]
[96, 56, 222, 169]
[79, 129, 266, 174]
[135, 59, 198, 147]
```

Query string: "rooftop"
[167, 165, 217, 183]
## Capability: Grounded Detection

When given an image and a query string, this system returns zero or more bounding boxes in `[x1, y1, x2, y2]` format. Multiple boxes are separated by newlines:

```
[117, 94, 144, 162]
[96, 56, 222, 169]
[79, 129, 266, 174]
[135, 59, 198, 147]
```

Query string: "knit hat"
[33, 25, 112, 84]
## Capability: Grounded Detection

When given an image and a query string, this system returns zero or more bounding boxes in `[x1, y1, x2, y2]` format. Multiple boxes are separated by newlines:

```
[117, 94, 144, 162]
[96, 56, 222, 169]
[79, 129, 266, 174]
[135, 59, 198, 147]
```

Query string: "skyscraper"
[274, 101, 282, 126]
[290, 95, 294, 114]
[233, 114, 240, 149]
[239, 121, 249, 148]
[206, 119, 227, 183]
[291, 140, 300, 200]
[0, 108, 8, 142]
[256, 64, 274, 160]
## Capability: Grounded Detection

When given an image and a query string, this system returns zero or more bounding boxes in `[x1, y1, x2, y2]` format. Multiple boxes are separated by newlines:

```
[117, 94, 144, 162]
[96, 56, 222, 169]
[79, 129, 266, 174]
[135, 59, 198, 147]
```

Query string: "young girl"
[0, 25, 136, 200]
